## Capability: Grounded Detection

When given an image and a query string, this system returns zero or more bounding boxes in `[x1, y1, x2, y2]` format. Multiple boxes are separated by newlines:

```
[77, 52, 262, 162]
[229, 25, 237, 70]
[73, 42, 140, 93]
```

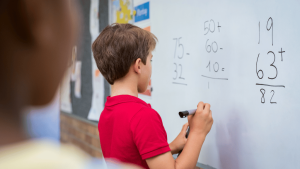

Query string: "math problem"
[172, 37, 189, 86]
[202, 19, 228, 89]
[146, 2, 300, 168]
[256, 17, 286, 104]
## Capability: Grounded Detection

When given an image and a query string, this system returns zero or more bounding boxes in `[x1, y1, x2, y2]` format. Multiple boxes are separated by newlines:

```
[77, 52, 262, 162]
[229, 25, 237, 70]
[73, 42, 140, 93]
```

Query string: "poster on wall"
[110, 0, 135, 24]
[60, 66, 73, 113]
[134, 1, 149, 23]
[60, 45, 80, 113]
[87, 0, 105, 121]
[73, 61, 82, 98]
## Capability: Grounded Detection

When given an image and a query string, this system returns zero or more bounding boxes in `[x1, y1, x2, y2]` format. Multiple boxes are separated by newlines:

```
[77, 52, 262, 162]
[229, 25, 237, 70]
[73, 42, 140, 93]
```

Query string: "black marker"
[178, 109, 196, 118]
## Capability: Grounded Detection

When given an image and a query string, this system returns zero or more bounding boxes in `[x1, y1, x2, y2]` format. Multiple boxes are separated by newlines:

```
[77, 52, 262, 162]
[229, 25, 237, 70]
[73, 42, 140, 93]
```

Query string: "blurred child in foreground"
[0, 0, 139, 168]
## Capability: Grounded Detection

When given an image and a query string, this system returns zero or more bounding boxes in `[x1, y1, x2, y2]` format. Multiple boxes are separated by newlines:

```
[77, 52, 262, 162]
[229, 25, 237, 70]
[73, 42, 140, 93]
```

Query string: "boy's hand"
[146, 103, 213, 169]
[188, 102, 213, 137]
[169, 123, 189, 154]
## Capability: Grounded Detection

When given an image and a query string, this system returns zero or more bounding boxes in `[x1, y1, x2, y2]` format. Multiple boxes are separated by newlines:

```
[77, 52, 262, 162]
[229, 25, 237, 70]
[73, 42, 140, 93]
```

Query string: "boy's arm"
[146, 102, 213, 169]
[146, 132, 205, 169]
[169, 123, 189, 154]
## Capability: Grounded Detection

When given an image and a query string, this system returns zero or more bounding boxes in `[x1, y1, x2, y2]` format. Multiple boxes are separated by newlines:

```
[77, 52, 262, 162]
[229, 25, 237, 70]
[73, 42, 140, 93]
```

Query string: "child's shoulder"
[132, 105, 161, 123]
[104, 95, 160, 118]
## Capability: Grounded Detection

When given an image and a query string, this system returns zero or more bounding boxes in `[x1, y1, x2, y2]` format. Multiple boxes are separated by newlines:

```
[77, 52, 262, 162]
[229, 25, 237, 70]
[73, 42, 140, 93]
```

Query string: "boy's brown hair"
[92, 23, 157, 85]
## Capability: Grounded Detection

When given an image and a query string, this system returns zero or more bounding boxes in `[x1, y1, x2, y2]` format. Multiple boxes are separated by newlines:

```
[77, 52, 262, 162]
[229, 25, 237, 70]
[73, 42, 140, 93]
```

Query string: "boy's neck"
[111, 74, 139, 97]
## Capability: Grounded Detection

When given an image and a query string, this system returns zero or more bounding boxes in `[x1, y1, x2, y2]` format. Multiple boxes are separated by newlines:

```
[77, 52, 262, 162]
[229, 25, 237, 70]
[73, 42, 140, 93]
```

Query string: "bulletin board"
[60, 0, 110, 122]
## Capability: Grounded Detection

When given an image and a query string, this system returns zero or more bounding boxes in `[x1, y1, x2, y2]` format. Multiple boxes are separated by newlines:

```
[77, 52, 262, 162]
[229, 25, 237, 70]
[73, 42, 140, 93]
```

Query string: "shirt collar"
[105, 95, 149, 107]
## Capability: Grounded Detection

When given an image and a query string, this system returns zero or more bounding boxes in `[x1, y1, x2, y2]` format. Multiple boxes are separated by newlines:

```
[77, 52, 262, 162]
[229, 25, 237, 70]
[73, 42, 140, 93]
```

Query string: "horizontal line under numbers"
[256, 83, 285, 88]
[201, 75, 228, 80]
[172, 82, 187, 85]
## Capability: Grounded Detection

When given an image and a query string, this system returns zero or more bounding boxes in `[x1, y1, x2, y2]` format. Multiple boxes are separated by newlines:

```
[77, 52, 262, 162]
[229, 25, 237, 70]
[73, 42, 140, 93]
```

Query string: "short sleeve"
[130, 107, 171, 160]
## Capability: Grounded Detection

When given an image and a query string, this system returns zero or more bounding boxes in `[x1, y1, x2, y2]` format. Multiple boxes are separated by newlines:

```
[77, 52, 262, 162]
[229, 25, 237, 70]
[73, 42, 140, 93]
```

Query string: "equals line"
[256, 83, 285, 88]
[220, 48, 223, 50]
[173, 82, 188, 86]
[186, 53, 190, 55]
[201, 75, 228, 80]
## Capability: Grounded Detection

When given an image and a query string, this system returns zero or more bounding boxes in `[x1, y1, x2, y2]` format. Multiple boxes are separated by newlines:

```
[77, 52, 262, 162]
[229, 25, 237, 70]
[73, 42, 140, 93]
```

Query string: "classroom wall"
[59, 0, 109, 157]
[60, 0, 110, 120]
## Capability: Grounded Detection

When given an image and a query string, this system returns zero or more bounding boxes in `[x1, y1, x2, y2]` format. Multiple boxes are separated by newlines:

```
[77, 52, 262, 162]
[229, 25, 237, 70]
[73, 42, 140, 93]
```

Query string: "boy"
[93, 23, 213, 169]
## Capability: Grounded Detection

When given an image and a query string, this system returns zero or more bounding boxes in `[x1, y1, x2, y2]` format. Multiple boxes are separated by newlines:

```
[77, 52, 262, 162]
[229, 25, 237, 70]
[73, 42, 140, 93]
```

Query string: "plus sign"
[278, 48, 285, 61]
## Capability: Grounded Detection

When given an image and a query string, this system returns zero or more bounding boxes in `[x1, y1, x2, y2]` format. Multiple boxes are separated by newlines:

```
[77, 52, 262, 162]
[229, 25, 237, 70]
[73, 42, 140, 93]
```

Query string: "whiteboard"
[134, 0, 300, 168]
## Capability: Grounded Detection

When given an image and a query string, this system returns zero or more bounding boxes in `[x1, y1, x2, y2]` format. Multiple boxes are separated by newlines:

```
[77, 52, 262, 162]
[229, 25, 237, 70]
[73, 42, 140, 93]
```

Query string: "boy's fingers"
[184, 122, 189, 127]
[187, 114, 192, 122]
[181, 122, 189, 132]
[197, 102, 204, 114]
[204, 103, 211, 111]
[197, 102, 204, 108]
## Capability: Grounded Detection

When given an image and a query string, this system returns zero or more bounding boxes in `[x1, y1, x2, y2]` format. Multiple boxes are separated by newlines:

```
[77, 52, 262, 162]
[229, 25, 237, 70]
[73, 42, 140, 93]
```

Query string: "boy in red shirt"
[93, 23, 213, 169]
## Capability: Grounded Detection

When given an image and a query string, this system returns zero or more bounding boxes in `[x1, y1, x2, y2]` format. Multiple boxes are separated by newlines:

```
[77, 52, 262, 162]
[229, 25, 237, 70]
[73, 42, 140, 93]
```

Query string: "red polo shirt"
[98, 95, 170, 169]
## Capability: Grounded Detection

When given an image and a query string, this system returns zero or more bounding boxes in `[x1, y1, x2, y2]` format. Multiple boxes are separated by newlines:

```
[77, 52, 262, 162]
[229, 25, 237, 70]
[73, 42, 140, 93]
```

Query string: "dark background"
[64, 0, 110, 122]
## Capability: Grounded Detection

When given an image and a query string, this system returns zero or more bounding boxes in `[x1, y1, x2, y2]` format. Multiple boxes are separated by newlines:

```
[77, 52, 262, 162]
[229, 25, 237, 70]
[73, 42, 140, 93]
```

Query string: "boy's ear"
[133, 58, 142, 74]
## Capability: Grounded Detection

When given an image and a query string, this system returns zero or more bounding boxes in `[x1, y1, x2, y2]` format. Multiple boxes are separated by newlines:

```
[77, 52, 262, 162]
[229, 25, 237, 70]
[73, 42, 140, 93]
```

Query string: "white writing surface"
[137, 0, 300, 168]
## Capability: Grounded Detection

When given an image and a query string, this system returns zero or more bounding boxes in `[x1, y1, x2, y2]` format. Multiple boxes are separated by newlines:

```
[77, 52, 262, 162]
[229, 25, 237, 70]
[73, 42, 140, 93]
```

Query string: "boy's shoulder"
[104, 95, 161, 121]
[130, 103, 162, 125]
[101, 95, 164, 138]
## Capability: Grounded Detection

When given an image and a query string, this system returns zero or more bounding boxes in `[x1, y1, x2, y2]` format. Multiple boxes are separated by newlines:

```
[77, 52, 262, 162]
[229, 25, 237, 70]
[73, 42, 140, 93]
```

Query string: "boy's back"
[93, 23, 213, 169]
[99, 95, 170, 169]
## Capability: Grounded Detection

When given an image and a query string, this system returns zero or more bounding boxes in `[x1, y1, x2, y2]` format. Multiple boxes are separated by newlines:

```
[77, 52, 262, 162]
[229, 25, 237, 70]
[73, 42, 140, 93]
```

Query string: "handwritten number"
[206, 40, 219, 53]
[213, 62, 219, 72]
[257, 17, 280, 104]
[178, 38, 184, 59]
[266, 17, 273, 46]
[209, 19, 215, 33]
[173, 38, 185, 81]
[173, 38, 184, 59]
[206, 61, 219, 72]
[173, 63, 185, 80]
[260, 89, 265, 103]
[173, 38, 177, 58]
[267, 51, 278, 79]
[204, 20, 216, 35]
[212, 41, 218, 53]
[256, 53, 264, 79]
[206, 39, 211, 53]
[270, 90, 277, 104]
[179, 64, 184, 79]
[206, 61, 211, 72]
[256, 52, 277, 79]
[204, 21, 209, 35]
